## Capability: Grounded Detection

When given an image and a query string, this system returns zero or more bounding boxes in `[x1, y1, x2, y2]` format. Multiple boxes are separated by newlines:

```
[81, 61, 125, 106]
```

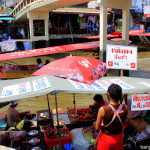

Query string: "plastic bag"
[70, 128, 90, 150]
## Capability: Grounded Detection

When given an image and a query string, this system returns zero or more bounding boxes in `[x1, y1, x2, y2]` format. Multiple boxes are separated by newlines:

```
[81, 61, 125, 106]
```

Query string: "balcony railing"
[9, 0, 42, 17]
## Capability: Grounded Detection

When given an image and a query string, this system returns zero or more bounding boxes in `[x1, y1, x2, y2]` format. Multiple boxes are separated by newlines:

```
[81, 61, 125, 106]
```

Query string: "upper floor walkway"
[8, 0, 93, 22]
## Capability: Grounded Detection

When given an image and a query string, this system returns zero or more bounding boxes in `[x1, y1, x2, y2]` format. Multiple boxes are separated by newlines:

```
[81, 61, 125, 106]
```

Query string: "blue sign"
[131, 0, 150, 13]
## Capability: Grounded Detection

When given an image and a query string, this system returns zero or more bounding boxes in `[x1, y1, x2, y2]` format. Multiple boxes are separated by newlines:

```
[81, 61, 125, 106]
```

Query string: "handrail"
[9, 0, 42, 17]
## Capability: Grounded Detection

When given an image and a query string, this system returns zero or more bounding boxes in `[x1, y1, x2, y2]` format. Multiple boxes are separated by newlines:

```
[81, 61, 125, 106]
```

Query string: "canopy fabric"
[129, 33, 150, 36]
[32, 56, 107, 85]
[82, 34, 119, 39]
[0, 41, 99, 61]
[111, 30, 146, 36]
[110, 38, 132, 43]
[0, 75, 149, 104]
[0, 17, 14, 20]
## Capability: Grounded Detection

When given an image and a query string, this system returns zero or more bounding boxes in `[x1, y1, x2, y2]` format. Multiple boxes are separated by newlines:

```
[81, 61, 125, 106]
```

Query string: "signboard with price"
[106, 44, 137, 70]
[131, 94, 150, 111]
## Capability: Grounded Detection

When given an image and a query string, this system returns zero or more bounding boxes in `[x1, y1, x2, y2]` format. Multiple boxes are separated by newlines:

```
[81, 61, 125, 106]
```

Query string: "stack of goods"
[0, 114, 7, 130]
[26, 128, 44, 150]
[53, 118, 64, 127]
[43, 126, 72, 149]
[67, 107, 78, 124]
[36, 109, 53, 126]
[67, 107, 96, 123]
[77, 108, 96, 122]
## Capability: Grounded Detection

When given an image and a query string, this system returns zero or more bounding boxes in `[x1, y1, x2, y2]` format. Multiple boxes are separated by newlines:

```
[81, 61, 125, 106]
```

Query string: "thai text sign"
[131, 94, 150, 111]
[106, 44, 137, 70]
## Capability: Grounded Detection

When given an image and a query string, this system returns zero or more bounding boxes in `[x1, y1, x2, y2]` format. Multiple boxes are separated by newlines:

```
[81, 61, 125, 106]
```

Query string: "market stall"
[0, 75, 150, 150]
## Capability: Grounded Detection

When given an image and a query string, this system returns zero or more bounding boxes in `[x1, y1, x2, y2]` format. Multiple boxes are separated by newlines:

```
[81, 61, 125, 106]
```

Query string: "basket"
[43, 128, 72, 149]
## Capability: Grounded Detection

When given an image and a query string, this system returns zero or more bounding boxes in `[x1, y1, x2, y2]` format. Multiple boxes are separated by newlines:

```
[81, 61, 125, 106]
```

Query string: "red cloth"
[97, 132, 124, 150]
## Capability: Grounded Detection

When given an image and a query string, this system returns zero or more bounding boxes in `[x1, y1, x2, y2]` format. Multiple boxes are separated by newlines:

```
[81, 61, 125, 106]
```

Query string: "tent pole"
[73, 93, 76, 110]
[46, 94, 53, 127]
[54, 93, 62, 150]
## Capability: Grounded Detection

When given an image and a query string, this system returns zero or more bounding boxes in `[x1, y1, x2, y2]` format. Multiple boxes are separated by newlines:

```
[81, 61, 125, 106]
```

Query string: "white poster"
[69, 79, 134, 91]
[1, 82, 31, 98]
[33, 77, 51, 91]
[131, 94, 150, 111]
[106, 44, 137, 70]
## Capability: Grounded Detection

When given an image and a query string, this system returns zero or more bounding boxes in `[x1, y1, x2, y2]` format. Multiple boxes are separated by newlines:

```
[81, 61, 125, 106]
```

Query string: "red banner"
[0, 41, 99, 61]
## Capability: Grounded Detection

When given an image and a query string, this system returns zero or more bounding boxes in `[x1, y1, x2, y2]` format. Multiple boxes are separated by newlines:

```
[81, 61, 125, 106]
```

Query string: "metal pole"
[73, 93, 76, 110]
[54, 93, 62, 150]
[46, 94, 53, 127]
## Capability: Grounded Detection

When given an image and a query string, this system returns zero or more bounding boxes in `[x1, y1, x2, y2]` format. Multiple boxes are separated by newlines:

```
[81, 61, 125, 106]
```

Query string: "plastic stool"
[64, 143, 73, 150]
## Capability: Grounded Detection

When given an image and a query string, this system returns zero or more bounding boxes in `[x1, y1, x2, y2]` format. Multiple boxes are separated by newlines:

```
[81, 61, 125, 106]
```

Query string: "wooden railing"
[9, 0, 42, 17]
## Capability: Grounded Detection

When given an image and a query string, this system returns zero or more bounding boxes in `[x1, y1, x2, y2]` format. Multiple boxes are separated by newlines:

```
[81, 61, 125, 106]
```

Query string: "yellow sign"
[0, 9, 4, 13]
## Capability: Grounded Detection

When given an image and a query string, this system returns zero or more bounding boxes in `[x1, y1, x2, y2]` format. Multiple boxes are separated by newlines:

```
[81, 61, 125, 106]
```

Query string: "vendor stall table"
[14, 39, 32, 51]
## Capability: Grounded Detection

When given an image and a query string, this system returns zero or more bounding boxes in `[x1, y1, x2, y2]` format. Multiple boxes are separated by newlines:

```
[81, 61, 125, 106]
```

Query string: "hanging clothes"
[77, 16, 83, 23]
[20, 28, 25, 39]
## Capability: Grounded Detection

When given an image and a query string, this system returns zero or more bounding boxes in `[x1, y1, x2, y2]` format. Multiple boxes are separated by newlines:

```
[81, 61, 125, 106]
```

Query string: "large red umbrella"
[32, 56, 107, 85]
[110, 38, 132, 44]
[82, 34, 119, 39]
[111, 30, 145, 36]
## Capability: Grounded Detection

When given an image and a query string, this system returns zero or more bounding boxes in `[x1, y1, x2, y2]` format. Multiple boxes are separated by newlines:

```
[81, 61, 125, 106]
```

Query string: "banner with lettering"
[106, 44, 137, 70]
[131, 94, 150, 111]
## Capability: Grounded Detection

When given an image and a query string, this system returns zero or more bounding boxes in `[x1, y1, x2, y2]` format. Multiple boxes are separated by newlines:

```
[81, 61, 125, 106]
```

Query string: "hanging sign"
[144, 6, 150, 17]
[131, 94, 150, 111]
[106, 44, 137, 70]
[1, 82, 31, 98]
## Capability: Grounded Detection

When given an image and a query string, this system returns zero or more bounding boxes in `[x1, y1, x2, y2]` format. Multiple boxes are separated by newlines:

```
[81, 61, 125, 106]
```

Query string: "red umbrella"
[111, 30, 145, 36]
[82, 34, 119, 39]
[32, 56, 107, 85]
[129, 29, 145, 34]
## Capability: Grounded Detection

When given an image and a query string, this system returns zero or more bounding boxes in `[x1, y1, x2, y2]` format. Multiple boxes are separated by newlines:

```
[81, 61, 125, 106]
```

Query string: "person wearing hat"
[7, 100, 32, 130]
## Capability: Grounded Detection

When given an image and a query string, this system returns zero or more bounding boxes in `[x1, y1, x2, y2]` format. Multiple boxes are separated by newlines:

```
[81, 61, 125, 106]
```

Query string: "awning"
[0, 17, 14, 20]
[52, 7, 99, 14]
[129, 33, 150, 36]
[110, 38, 132, 44]
[0, 41, 99, 61]
[82, 34, 119, 39]
[0, 75, 149, 104]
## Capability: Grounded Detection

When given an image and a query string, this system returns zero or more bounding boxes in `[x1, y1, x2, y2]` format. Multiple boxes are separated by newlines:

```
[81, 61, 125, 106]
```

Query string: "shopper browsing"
[95, 84, 128, 150]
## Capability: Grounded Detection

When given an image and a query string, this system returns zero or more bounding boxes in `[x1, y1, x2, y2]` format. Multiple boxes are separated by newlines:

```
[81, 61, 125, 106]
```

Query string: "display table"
[14, 39, 32, 50]
[13, 39, 32, 42]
